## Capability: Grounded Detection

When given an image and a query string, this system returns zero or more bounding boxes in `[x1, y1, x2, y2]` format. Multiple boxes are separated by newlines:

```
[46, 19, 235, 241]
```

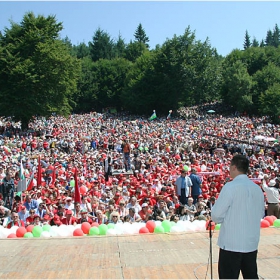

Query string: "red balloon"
[16, 227, 27, 238]
[146, 220, 156, 233]
[270, 215, 277, 222]
[81, 222, 91, 234]
[206, 220, 215, 230]
[73, 228, 84, 237]
[264, 216, 274, 226]
[139, 227, 149, 234]
[80, 186, 87, 195]
[260, 219, 270, 228]
[91, 222, 99, 228]
[26, 225, 34, 232]
[7, 233, 17, 238]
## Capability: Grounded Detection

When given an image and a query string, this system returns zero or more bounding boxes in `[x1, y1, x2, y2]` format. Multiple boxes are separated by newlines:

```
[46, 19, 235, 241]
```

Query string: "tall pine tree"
[243, 30, 251, 50]
[134, 23, 150, 48]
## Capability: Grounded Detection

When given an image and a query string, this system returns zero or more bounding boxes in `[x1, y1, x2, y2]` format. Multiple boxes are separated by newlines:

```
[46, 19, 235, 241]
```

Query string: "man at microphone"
[211, 155, 264, 279]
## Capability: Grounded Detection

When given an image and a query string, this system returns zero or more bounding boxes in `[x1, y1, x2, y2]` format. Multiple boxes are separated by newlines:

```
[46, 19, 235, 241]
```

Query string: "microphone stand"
[208, 220, 213, 280]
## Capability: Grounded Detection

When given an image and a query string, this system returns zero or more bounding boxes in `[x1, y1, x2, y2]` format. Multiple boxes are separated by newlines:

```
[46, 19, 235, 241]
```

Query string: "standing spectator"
[0, 172, 15, 209]
[211, 155, 264, 279]
[175, 169, 192, 205]
[189, 168, 202, 204]
[122, 139, 131, 171]
[261, 178, 280, 218]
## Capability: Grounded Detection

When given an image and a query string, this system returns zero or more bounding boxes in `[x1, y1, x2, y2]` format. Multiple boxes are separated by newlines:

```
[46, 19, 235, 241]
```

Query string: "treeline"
[1, 12, 280, 128]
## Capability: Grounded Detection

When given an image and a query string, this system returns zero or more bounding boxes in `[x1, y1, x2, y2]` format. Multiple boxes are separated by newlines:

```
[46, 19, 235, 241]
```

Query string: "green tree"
[221, 60, 254, 113]
[243, 30, 251, 50]
[89, 28, 114, 61]
[0, 12, 81, 128]
[265, 30, 273, 46]
[252, 37, 259, 47]
[134, 23, 150, 48]
[273, 24, 280, 47]
[125, 41, 147, 62]
[72, 42, 90, 59]
[259, 83, 280, 122]
[114, 33, 126, 58]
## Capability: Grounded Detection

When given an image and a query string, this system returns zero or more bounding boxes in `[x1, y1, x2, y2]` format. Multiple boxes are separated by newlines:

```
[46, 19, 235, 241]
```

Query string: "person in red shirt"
[61, 210, 77, 226]
[138, 203, 152, 222]
[6, 211, 25, 228]
[78, 209, 93, 224]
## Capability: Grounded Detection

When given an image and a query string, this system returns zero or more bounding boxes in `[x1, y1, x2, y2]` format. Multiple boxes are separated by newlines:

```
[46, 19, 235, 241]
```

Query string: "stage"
[0, 227, 279, 279]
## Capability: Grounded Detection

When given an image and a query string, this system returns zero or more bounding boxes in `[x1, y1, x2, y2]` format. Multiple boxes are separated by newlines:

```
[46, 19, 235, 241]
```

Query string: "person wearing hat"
[64, 197, 74, 211]
[175, 169, 193, 205]
[138, 203, 151, 222]
[211, 155, 264, 279]
[261, 178, 280, 218]
[61, 210, 77, 225]
[78, 209, 93, 224]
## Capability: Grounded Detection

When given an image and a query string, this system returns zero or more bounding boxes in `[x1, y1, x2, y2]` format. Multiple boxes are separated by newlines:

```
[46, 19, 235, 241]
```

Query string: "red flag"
[51, 167, 56, 187]
[37, 156, 42, 187]
[74, 168, 81, 203]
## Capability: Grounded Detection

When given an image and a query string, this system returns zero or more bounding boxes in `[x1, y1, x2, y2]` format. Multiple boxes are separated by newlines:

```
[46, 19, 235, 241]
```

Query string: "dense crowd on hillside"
[0, 104, 279, 230]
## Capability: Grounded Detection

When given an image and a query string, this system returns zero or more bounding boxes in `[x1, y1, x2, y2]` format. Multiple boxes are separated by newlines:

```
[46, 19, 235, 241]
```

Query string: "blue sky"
[0, 1, 280, 57]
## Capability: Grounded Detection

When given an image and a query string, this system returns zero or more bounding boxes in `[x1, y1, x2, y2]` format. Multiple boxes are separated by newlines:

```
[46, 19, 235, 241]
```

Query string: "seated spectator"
[26, 209, 36, 226]
[126, 196, 142, 214]
[18, 205, 29, 226]
[124, 208, 142, 223]
[78, 209, 93, 224]
[138, 203, 152, 222]
[151, 205, 166, 221]
[176, 205, 188, 221]
[117, 200, 128, 222]
[185, 197, 197, 221]
[23, 194, 39, 211]
[95, 210, 108, 225]
[61, 210, 77, 226]
[108, 211, 122, 224]
[105, 204, 115, 220]
[6, 211, 25, 228]
[0, 205, 10, 227]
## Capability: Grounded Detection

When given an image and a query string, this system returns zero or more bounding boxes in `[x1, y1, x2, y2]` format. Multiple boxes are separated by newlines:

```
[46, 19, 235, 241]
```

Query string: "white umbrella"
[254, 135, 265, 140]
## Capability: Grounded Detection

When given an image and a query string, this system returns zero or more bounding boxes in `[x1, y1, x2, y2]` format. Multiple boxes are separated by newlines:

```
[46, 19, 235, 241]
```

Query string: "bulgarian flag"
[20, 160, 25, 180]
[149, 110, 157, 121]
[74, 168, 82, 204]
[167, 110, 172, 120]
[27, 167, 35, 191]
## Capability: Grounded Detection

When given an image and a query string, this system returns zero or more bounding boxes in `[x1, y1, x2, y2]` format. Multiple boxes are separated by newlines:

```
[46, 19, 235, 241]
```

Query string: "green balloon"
[139, 147, 143, 151]
[183, 165, 189, 171]
[32, 225, 43, 237]
[89, 227, 100, 236]
[98, 224, 108, 235]
[107, 223, 115, 229]
[161, 220, 172, 232]
[42, 224, 51, 232]
[24, 232, 33, 238]
[144, 147, 148, 151]
[154, 225, 165, 234]
[215, 223, 221, 230]
[273, 219, 280, 228]
[70, 180, 75, 187]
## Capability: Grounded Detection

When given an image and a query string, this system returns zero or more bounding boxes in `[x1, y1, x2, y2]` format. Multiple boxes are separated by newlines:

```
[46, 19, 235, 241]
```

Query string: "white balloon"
[49, 226, 59, 237]
[170, 226, 181, 233]
[41, 231, 51, 238]
[10, 226, 19, 234]
[2, 228, 11, 238]
[107, 228, 117, 235]
[155, 221, 161, 227]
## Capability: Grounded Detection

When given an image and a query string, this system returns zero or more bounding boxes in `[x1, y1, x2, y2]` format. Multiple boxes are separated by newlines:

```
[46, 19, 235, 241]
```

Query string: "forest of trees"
[1, 12, 280, 128]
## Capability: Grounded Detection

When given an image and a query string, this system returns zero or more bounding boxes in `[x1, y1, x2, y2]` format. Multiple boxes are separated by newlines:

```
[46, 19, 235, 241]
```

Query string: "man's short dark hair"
[230, 155, 249, 174]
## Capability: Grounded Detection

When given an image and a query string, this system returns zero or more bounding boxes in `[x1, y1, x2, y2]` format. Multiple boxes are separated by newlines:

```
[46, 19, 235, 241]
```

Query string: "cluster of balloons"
[0, 216, 279, 238]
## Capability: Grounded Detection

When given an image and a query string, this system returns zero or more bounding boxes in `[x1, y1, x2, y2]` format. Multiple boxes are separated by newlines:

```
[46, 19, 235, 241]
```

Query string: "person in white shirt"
[262, 177, 280, 218]
[211, 155, 264, 279]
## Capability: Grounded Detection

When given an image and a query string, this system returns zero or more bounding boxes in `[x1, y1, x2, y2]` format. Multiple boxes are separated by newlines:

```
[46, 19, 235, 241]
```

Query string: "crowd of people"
[0, 103, 279, 230]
